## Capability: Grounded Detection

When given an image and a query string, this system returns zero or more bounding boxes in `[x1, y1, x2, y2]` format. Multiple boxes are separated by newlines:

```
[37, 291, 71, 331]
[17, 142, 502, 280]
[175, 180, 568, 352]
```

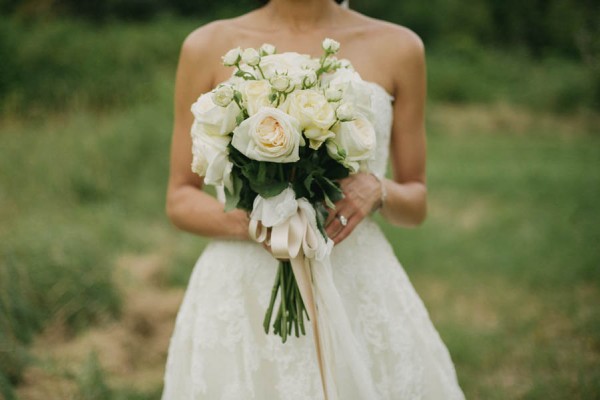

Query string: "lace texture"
[162, 83, 465, 400]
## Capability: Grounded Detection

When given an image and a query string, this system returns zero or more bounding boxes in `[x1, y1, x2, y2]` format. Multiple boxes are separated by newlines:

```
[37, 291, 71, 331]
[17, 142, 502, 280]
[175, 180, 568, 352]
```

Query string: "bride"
[162, 0, 465, 398]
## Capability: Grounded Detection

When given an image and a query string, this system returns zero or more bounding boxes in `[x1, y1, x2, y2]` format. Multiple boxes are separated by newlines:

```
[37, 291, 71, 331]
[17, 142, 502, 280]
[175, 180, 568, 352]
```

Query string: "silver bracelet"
[370, 173, 387, 213]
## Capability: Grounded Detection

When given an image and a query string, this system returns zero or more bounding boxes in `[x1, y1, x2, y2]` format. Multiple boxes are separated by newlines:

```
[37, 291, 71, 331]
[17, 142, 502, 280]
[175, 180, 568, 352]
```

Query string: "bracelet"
[370, 173, 387, 213]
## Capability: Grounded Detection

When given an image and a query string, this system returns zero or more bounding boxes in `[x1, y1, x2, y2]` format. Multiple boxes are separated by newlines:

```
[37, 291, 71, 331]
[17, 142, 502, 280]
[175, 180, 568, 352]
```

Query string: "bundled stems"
[263, 260, 310, 343]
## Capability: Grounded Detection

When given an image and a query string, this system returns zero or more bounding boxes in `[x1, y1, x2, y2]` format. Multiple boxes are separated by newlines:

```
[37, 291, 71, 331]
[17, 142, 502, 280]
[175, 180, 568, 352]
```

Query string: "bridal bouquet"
[190, 38, 377, 343]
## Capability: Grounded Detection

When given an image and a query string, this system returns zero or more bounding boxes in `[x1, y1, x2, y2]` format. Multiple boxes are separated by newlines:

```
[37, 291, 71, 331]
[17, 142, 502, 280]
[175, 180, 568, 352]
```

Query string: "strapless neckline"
[366, 80, 394, 102]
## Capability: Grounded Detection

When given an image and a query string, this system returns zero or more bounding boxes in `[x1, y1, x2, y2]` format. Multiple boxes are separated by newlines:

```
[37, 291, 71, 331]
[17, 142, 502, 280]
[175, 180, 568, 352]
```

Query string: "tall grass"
[0, 17, 198, 116]
[427, 40, 598, 113]
[0, 17, 596, 117]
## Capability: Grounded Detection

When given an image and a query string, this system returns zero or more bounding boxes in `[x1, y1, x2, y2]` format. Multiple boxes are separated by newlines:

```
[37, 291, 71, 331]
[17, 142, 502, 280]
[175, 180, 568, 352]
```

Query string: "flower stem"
[263, 263, 282, 334]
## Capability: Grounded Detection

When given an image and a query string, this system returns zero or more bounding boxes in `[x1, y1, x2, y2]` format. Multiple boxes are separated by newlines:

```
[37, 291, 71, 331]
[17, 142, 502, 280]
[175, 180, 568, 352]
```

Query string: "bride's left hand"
[325, 172, 383, 245]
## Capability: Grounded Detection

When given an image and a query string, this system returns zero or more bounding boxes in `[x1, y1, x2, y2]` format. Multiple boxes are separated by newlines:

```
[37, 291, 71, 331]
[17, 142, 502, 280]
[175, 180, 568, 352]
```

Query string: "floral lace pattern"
[162, 84, 465, 400]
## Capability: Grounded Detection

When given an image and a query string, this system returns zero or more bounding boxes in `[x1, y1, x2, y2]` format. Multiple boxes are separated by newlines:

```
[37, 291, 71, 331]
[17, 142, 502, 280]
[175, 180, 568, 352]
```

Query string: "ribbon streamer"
[249, 194, 379, 400]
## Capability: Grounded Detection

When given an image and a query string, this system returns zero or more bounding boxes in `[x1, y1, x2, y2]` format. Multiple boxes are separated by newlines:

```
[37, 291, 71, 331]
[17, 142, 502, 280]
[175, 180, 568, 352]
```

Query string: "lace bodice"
[364, 81, 394, 178]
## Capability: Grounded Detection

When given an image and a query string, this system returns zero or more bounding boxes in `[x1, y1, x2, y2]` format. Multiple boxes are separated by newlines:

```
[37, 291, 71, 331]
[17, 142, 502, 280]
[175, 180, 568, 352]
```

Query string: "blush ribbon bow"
[248, 187, 379, 400]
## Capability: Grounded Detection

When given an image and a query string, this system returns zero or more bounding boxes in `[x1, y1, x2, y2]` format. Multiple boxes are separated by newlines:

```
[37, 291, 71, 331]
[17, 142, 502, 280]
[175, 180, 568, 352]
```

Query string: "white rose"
[336, 102, 355, 121]
[270, 74, 292, 92]
[232, 107, 304, 163]
[191, 92, 240, 136]
[222, 47, 242, 66]
[338, 58, 353, 69]
[301, 69, 318, 87]
[259, 52, 314, 80]
[240, 80, 273, 116]
[322, 69, 374, 122]
[325, 87, 343, 102]
[242, 47, 261, 66]
[259, 43, 276, 56]
[322, 38, 340, 54]
[284, 89, 337, 150]
[190, 122, 234, 191]
[286, 89, 336, 130]
[212, 84, 234, 107]
[322, 56, 337, 71]
[304, 127, 335, 150]
[327, 115, 376, 173]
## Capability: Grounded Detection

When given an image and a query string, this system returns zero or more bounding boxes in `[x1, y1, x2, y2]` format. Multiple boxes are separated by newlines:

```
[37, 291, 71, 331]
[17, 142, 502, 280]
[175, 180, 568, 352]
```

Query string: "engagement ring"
[338, 214, 348, 227]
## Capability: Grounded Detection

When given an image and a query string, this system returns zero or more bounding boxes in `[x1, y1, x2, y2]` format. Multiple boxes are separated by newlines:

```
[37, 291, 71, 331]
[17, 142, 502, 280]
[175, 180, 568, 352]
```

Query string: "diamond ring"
[337, 214, 348, 227]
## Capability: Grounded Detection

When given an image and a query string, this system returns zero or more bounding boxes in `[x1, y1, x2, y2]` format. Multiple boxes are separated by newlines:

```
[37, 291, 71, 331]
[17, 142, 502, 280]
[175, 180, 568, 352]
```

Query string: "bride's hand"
[325, 173, 383, 245]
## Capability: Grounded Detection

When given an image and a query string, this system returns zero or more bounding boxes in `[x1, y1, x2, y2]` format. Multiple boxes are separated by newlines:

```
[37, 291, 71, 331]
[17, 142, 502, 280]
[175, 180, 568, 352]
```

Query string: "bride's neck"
[262, 0, 340, 31]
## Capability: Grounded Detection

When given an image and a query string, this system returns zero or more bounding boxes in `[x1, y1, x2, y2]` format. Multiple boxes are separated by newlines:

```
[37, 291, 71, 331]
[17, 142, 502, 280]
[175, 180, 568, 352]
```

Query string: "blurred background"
[0, 0, 599, 399]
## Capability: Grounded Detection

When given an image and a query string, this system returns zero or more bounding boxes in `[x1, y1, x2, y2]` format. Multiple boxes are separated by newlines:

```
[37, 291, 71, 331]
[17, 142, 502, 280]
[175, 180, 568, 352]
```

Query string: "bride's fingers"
[325, 207, 354, 238]
[331, 213, 362, 245]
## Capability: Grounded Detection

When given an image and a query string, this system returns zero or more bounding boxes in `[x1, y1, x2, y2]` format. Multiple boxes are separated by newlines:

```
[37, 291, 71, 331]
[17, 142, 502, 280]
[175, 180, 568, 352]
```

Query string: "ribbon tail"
[290, 256, 336, 400]
[310, 257, 381, 400]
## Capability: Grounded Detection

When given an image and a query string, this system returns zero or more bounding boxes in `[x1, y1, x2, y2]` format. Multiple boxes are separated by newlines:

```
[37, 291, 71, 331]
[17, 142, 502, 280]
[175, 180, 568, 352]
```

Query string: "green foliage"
[0, 15, 598, 398]
[76, 352, 113, 400]
[427, 42, 597, 113]
[0, 370, 17, 400]
[73, 351, 164, 399]
[0, 17, 597, 118]
[352, 0, 600, 60]
[0, 17, 197, 116]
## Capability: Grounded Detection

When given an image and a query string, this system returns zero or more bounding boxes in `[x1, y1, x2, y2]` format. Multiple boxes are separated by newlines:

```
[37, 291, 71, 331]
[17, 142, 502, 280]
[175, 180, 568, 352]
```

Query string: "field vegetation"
[0, 6, 599, 400]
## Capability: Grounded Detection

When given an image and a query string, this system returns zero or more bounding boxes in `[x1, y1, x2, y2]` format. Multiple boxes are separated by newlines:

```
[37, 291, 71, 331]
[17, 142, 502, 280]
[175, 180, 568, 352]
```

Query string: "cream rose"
[222, 47, 242, 66]
[190, 122, 234, 191]
[242, 47, 261, 66]
[191, 92, 240, 136]
[322, 38, 340, 54]
[259, 43, 276, 56]
[212, 84, 234, 107]
[284, 89, 337, 150]
[286, 89, 336, 130]
[327, 115, 376, 173]
[323, 69, 374, 123]
[259, 52, 316, 81]
[232, 107, 304, 163]
[240, 80, 273, 116]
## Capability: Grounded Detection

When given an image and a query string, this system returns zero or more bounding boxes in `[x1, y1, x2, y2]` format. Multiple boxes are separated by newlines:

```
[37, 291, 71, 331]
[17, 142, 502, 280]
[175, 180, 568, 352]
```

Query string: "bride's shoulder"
[179, 19, 238, 58]
[347, 11, 425, 61]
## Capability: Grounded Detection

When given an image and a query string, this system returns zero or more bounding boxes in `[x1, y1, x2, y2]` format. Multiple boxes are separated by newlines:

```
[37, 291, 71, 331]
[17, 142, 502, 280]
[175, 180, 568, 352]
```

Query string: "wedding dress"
[161, 81, 465, 400]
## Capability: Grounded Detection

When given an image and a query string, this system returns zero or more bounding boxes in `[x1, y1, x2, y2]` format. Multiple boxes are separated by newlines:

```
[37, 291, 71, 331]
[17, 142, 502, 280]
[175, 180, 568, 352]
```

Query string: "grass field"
[0, 17, 599, 400]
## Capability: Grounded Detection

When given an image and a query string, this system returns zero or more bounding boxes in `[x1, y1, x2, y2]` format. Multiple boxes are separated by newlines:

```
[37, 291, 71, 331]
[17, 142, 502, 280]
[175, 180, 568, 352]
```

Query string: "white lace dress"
[161, 82, 465, 400]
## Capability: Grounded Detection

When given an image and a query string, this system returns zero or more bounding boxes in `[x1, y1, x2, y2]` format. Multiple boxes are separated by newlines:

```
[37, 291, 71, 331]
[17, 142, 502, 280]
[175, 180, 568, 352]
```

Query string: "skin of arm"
[165, 23, 250, 240]
[325, 27, 428, 243]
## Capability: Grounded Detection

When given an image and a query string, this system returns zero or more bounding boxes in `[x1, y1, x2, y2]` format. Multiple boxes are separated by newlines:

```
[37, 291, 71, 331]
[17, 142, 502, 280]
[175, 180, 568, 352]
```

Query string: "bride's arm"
[325, 28, 427, 244]
[380, 29, 428, 227]
[165, 26, 250, 240]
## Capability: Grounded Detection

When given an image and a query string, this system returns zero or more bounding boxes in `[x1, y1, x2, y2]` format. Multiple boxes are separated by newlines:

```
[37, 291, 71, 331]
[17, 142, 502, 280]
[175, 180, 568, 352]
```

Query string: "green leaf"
[315, 202, 329, 239]
[323, 192, 336, 209]
[235, 111, 245, 125]
[257, 162, 267, 183]
[317, 175, 344, 203]
[224, 174, 242, 211]
[303, 173, 315, 197]
[251, 180, 288, 198]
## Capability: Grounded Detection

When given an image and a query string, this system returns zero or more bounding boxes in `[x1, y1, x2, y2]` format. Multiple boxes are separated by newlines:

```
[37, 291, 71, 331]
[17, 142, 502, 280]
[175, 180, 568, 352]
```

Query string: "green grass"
[0, 17, 599, 400]
[376, 105, 600, 398]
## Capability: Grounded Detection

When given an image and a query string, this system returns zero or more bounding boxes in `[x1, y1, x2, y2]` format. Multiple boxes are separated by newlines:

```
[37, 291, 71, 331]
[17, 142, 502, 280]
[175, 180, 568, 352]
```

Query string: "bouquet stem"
[263, 260, 309, 343]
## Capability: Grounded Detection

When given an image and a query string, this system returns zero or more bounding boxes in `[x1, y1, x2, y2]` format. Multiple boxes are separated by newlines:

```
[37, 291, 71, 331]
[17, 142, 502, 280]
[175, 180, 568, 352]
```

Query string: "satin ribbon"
[249, 198, 380, 400]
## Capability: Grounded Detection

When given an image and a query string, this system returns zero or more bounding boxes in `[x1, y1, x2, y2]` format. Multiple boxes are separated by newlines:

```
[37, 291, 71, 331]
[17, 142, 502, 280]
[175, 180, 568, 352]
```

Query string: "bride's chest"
[214, 31, 395, 95]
